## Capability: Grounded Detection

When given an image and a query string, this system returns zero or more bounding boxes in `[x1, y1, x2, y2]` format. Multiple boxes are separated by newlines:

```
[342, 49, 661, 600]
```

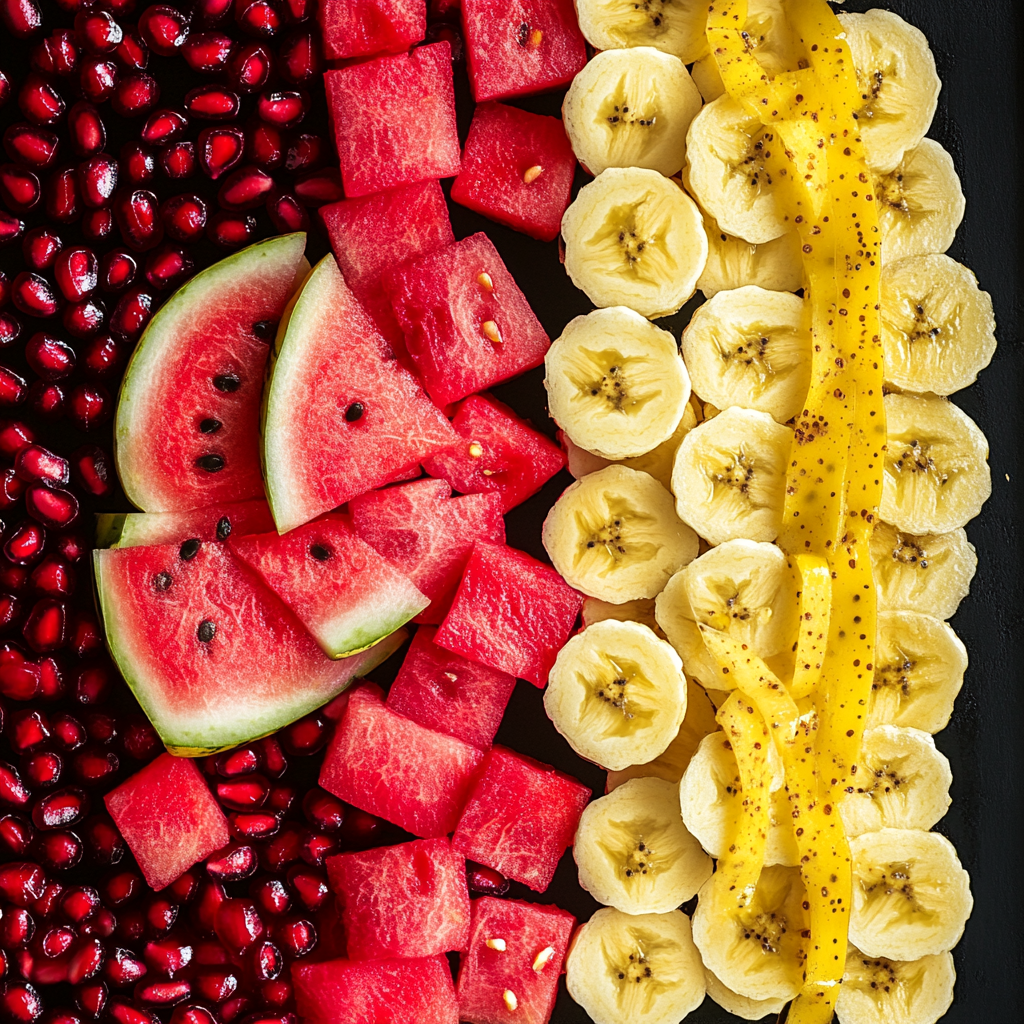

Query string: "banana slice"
[849, 829, 973, 961]
[575, 0, 711, 64]
[876, 140, 966, 264]
[870, 611, 967, 734]
[566, 907, 706, 1024]
[837, 946, 956, 1024]
[672, 407, 792, 545]
[697, 212, 804, 299]
[679, 731, 798, 868]
[682, 286, 811, 425]
[546, 620, 687, 771]
[686, 96, 787, 245]
[882, 393, 991, 535]
[546, 307, 691, 460]
[837, 10, 941, 174]
[563, 48, 701, 178]
[870, 521, 977, 620]
[575, 777, 712, 914]
[561, 167, 708, 319]
[691, 865, 807, 1002]
[704, 966, 787, 1021]
[840, 725, 952, 838]
[543, 465, 699, 602]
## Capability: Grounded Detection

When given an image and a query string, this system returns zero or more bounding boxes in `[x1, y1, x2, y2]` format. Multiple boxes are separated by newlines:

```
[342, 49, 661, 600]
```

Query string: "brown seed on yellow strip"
[468, 442, 484, 458]
[477, 272, 493, 292]
[523, 165, 543, 185]
[482, 320, 503, 345]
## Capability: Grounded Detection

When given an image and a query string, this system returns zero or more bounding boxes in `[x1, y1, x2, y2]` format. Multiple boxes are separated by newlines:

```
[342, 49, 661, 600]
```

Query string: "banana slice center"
[855, 58, 901, 125]
[739, 908, 791, 957]
[578, 655, 657, 735]
[890, 533, 929, 568]
[573, 500, 660, 576]
[585, 198, 679, 285]
[599, 84, 658, 132]
[859, 861, 939, 924]
[873, 646, 916, 697]
[888, 438, 947, 484]
[855, 758, 909, 802]
[565, 349, 662, 416]
[603, 930, 678, 1009]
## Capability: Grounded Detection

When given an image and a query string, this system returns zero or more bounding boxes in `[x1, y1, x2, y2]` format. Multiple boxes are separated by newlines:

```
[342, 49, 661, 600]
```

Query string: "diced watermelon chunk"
[293, 955, 458, 1024]
[105, 753, 230, 891]
[451, 102, 576, 242]
[326, 837, 470, 960]
[453, 746, 590, 892]
[386, 626, 516, 749]
[435, 541, 582, 686]
[386, 232, 550, 407]
[349, 479, 506, 625]
[457, 897, 575, 1024]
[461, 0, 587, 103]
[422, 394, 566, 513]
[325, 42, 461, 199]
[317, 0, 426, 61]
[319, 687, 485, 838]
[95, 499, 275, 549]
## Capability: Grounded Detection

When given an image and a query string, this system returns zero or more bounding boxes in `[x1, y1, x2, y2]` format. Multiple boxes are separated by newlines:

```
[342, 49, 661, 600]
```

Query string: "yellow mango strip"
[791, 554, 832, 700]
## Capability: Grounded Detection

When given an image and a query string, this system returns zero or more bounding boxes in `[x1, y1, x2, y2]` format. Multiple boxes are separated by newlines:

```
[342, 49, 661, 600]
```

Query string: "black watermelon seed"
[199, 418, 222, 434]
[517, 22, 530, 46]
[180, 538, 201, 560]
[197, 620, 216, 643]
[310, 543, 332, 562]
[253, 319, 277, 340]
[153, 572, 172, 592]
[344, 402, 365, 423]
[196, 454, 225, 472]
[213, 373, 241, 393]
[216, 517, 231, 541]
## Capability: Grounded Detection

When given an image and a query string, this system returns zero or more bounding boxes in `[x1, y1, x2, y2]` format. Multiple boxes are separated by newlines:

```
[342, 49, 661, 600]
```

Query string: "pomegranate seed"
[141, 109, 188, 147]
[8, 708, 51, 752]
[75, 11, 123, 55]
[160, 194, 207, 242]
[257, 738, 287, 777]
[0, 592, 24, 630]
[257, 90, 307, 127]
[214, 900, 262, 955]
[72, 748, 118, 786]
[109, 1000, 159, 1024]
[284, 866, 326, 912]
[142, 897, 177, 936]
[301, 789, 344, 832]
[144, 244, 193, 290]
[216, 776, 269, 810]
[67, 611, 101, 659]
[104, 948, 146, 987]
[0, 69, 9, 106]
[77, 155, 118, 209]
[0, 760, 33, 803]
[258, 825, 301, 873]
[170, 1008, 216, 1024]
[229, 813, 279, 840]
[4, 125, 60, 169]
[265, 784, 296, 815]
[120, 142, 157, 185]
[270, 917, 314, 959]
[79, 59, 119, 104]
[30, 556, 75, 597]
[250, 878, 289, 917]
[237, 0, 282, 37]
[83, 712, 117, 745]
[52, 532, 87, 563]
[81, 904, 115, 937]
[0, 815, 35, 855]
[337, 807, 385, 849]
[114, 189, 162, 251]
[249, 940, 281, 982]
[215, 747, 261, 777]
[32, 787, 87, 830]
[0, 366, 30, 406]
[11, 274, 58, 318]
[143, 938, 193, 979]
[0, 862, 47, 906]
[217, 166, 273, 210]
[16, 447, 69, 487]
[183, 32, 232, 72]
[161, 141, 195, 179]
[103, 871, 139, 906]
[197, 127, 243, 180]
[284, 134, 321, 174]
[23, 752, 62, 788]
[82, 815, 123, 865]
[62, 886, 101, 923]
[0, 315, 23, 349]
[36, 655, 64, 701]
[51, 715, 86, 752]
[82, 208, 114, 242]
[194, 968, 237, 1003]
[0, 658, 40, 701]
[278, 29, 320, 85]
[136, 980, 190, 1007]
[139, 6, 190, 55]
[80, 334, 122, 377]
[27, 382, 65, 420]
[298, 831, 337, 867]
[0, 982, 43, 1023]
[0, 211, 26, 247]
[20, 75, 64, 125]
[62, 296, 105, 339]
[0, 468, 27, 508]
[109, 287, 153, 340]
[111, 73, 159, 118]
[99, 251, 136, 292]
[21, 597, 68, 651]
[260, 980, 293, 1010]
[228, 43, 273, 93]
[0, 164, 41, 212]
[22, 227, 63, 270]
[206, 844, 257, 882]
[26, 487, 80, 530]
[245, 123, 283, 171]
[280, 714, 326, 756]
[75, 981, 108, 1019]
[0, 906, 36, 948]
[266, 193, 306, 233]
[44, 166, 80, 224]
[114, 28, 149, 71]
[282, 0, 312, 22]
[2, 0, 44, 39]
[68, 936, 105, 983]
[192, 940, 229, 967]
[54, 248, 98, 304]
[36, 830, 84, 871]
[184, 85, 240, 121]
[73, 664, 112, 706]
[293, 169, 343, 207]
[31, 876, 65, 916]
[189, 881, 225, 936]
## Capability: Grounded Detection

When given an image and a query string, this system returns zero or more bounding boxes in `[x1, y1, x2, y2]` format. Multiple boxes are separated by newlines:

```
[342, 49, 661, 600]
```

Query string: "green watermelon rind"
[95, 514, 128, 549]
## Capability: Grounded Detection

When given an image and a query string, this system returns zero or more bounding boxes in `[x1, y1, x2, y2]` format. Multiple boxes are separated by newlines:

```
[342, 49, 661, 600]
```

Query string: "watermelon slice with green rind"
[95, 500, 275, 549]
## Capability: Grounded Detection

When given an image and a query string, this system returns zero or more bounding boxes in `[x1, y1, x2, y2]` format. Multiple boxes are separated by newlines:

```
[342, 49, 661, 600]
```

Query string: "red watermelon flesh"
[325, 837, 470, 960]
[386, 625, 516, 749]
[422, 394, 567, 513]
[457, 897, 576, 1024]
[325, 42, 461, 199]
[229, 518, 427, 659]
[94, 541, 403, 754]
[115, 233, 308, 513]
[95, 499, 275, 549]
[451, 102, 576, 242]
[386, 232, 550, 407]
[319, 687, 485, 838]
[317, 0, 426, 61]
[293, 955, 458, 1024]
[104, 753, 230, 891]
[453, 746, 590, 893]
[434, 540, 582, 686]
[261, 255, 458, 534]
[349, 479, 506, 625]
[461, 0, 587, 103]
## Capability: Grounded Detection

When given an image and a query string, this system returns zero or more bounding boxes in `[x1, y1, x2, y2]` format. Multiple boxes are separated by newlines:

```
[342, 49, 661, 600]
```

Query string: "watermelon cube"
[457, 897, 576, 1024]
[105, 753, 230, 891]
[318, 0, 426, 61]
[325, 42, 461, 199]
[461, 0, 587, 103]
[452, 746, 590, 892]
[349, 478, 506, 625]
[422, 394, 566, 513]
[434, 541, 582, 686]
[451, 102, 576, 242]
[293, 955, 458, 1024]
[229, 518, 428, 659]
[386, 232, 550, 407]
[319, 687, 485, 838]
[326, 837, 470, 959]
[386, 625, 516, 749]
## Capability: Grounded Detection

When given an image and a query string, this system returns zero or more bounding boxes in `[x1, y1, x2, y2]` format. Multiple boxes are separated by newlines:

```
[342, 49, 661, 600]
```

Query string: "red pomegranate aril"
[79, 905, 114, 937]
[35, 655, 64, 702]
[249, 940, 281, 982]
[52, 532, 87, 564]
[0, 315, 23, 349]
[0, 365, 29, 406]
[23, 752, 62, 788]
[20, 75, 65, 125]
[193, 940, 229, 967]
[142, 898, 177, 937]
[71, 748, 118, 786]
[229, 813, 279, 841]
[206, 844, 257, 882]
[170, 1008, 216, 1024]
[0, 163, 41, 212]
[2, 0, 43, 38]
[36, 829, 84, 871]
[0, 907, 36, 949]
[75, 11, 123, 54]
[120, 143, 157, 185]
[221, 997, 252, 1023]
[44, 167, 80, 224]
[161, 141, 195, 179]
[54, 248, 99, 303]
[237, 0, 282, 38]
[139, 5, 190, 55]
[282, 0, 311, 22]
[79, 59, 119, 104]
[194, 968, 237, 1003]
[256, 90, 306, 127]
[109, 287, 153, 340]
[26, 487, 80, 530]
[0, 658, 41, 701]
[0, 469, 27, 510]
[217, 166, 273, 210]
[183, 33, 233, 72]
[31, 787, 87, 830]
[73, 664, 112, 706]
[99, 251, 136, 292]
[62, 886, 100, 924]
[214, 900, 263, 955]
[67, 621, 99, 672]
[67, 936, 104, 984]
[228, 43, 273, 93]
[216, 776, 268, 810]
[298, 832, 337, 868]
[22, 228, 63, 271]
[185, 85, 240, 121]
[250, 878, 289, 917]
[144, 244, 192, 291]
[271, 917, 314, 959]
[21, 597, 68, 652]
[11, 274, 58, 318]
[82, 815, 122, 865]
[0, 211, 26, 247]
[257, 738, 287, 778]
[198, 126, 243, 180]
[293, 169, 342, 207]
[83, 711, 117, 745]
[266, 192, 306, 233]
[215, 747, 261, 778]
[280, 714, 326, 756]
[30, 556, 74, 597]
[108, 1000, 159, 1024]
[0, 862, 47, 906]
[16, 447, 70, 487]
[245, 123, 283, 171]
[0, 68, 9, 106]
[336, 807, 385, 849]
[104, 948, 146, 987]
[4, 125, 60, 169]
[260, 980, 293, 1011]
[77, 155, 118, 209]
[82, 208, 114, 243]
[278, 29, 320, 85]
[160, 194, 207, 242]
[143, 938, 193, 979]
[103, 871, 140, 906]
[266, 786, 295, 811]
[136, 980, 190, 1007]
[27, 382, 65, 420]
[62, 297, 106, 340]
[51, 711, 84, 748]
[114, 189, 162, 251]
[111, 73, 159, 118]
[284, 866, 326, 912]
[0, 815, 35, 855]
[8, 708, 51, 752]
[0, 981, 43, 1023]
[80, 334, 122, 377]
[189, 881, 225, 936]
[75, 981, 108, 1019]
[114, 29, 149, 72]
[141, 109, 188, 147]
[282, 134, 317, 174]
[37, 30, 81, 76]
[31, 876, 65, 916]
[0, 758, 34, 803]
[301, 790, 344, 833]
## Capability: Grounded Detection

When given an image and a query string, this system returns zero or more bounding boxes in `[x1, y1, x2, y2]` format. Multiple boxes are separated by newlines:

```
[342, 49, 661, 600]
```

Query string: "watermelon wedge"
[115, 233, 309, 513]
[95, 499, 275, 549]
[94, 540, 403, 754]
[261, 256, 458, 534]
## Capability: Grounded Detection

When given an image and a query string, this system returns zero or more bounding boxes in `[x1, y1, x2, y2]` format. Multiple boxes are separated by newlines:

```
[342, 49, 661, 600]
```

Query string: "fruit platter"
[0, 1, 1020, 1023]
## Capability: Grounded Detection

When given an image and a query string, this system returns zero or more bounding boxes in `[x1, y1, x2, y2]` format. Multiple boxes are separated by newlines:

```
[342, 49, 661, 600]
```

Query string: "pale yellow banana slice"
[703, 967, 787, 1021]
[672, 407, 792, 545]
[546, 307, 691, 460]
[566, 907, 706, 1024]
[697, 211, 804, 299]
[575, 0, 711, 63]
[837, 945, 956, 1024]
[849, 828, 973, 961]
[882, 393, 991, 535]
[543, 465, 699, 602]
[561, 167, 708, 319]
[563, 48, 701, 178]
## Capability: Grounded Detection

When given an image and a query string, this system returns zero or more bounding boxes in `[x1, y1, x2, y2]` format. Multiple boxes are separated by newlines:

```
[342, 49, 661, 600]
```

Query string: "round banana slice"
[849, 828, 973, 961]
[672, 407, 792, 545]
[561, 167, 708, 319]
[870, 520, 977, 620]
[679, 731, 798, 868]
[575, 777, 712, 913]
[870, 611, 967, 734]
[682, 286, 811, 425]
[837, 10, 941, 174]
[563, 48, 701, 178]
[545, 620, 687, 771]
[546, 307, 691, 460]
[837, 946, 955, 1024]
[876, 140, 966, 264]
[882, 393, 991, 535]
[575, 0, 711, 63]
[692, 866, 807, 1002]
[697, 213, 804, 298]
[543, 465, 699, 602]
[840, 725, 952, 838]
[686, 95, 787, 245]
[703, 967, 787, 1021]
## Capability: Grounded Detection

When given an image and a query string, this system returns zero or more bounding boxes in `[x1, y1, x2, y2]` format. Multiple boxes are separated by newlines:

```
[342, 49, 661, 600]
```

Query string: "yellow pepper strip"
[791, 554, 832, 700]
